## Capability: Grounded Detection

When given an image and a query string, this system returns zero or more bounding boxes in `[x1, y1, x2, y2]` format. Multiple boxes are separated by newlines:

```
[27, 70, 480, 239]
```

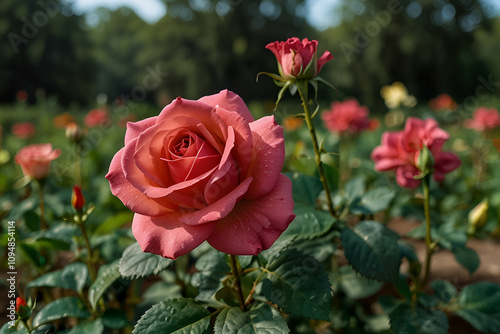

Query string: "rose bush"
[371, 117, 461, 188]
[463, 107, 500, 132]
[321, 98, 377, 135]
[15, 143, 61, 180]
[265, 37, 333, 80]
[106, 90, 295, 259]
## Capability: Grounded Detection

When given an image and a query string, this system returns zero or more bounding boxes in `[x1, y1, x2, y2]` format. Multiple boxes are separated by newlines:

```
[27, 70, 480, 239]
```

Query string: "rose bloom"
[266, 37, 333, 80]
[429, 93, 457, 111]
[371, 117, 461, 188]
[12, 122, 36, 139]
[84, 109, 110, 128]
[15, 143, 61, 180]
[463, 107, 500, 132]
[106, 90, 295, 259]
[321, 98, 375, 135]
[380, 82, 416, 109]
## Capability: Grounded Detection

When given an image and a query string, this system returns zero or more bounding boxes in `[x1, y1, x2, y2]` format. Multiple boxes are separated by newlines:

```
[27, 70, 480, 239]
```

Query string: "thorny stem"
[297, 80, 335, 217]
[229, 255, 246, 311]
[21, 319, 32, 334]
[37, 180, 46, 230]
[420, 175, 436, 289]
[79, 220, 96, 281]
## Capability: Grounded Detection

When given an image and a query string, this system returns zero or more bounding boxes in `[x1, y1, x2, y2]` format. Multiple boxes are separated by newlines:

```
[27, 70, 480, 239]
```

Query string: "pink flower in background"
[371, 117, 461, 188]
[84, 109, 110, 128]
[463, 107, 500, 132]
[429, 94, 457, 111]
[12, 122, 36, 139]
[321, 98, 375, 135]
[266, 37, 333, 80]
[106, 90, 295, 259]
[15, 144, 61, 180]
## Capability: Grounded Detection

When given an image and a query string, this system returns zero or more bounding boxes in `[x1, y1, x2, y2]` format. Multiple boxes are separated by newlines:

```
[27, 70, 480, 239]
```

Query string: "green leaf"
[88, 260, 121, 309]
[32, 297, 90, 328]
[340, 220, 401, 282]
[214, 304, 289, 334]
[454, 282, 500, 333]
[338, 265, 383, 299]
[23, 210, 40, 231]
[350, 187, 395, 215]
[285, 173, 323, 206]
[398, 240, 419, 263]
[26, 262, 88, 292]
[292, 229, 338, 262]
[344, 175, 366, 204]
[119, 242, 173, 279]
[260, 248, 331, 320]
[133, 298, 211, 334]
[431, 280, 457, 304]
[453, 247, 480, 275]
[390, 303, 448, 334]
[67, 319, 104, 334]
[94, 212, 133, 235]
[102, 309, 129, 329]
[283, 203, 335, 239]
[191, 250, 229, 300]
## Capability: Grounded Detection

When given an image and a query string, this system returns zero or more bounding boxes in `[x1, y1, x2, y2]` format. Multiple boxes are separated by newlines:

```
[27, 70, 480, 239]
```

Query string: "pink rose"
[463, 107, 500, 132]
[106, 90, 295, 259]
[12, 122, 36, 139]
[84, 109, 110, 128]
[321, 98, 373, 134]
[15, 144, 61, 180]
[371, 117, 461, 188]
[266, 37, 333, 80]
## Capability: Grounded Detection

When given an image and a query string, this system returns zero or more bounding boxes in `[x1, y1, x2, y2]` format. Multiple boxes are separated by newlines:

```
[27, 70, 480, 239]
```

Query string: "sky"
[70, 0, 499, 31]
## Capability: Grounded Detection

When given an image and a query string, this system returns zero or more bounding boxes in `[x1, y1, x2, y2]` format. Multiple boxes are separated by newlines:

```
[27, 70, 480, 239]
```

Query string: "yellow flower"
[380, 82, 417, 109]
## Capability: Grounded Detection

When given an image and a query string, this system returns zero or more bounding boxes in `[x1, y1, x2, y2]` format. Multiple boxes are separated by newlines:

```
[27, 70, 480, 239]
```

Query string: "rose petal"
[396, 165, 421, 188]
[179, 176, 253, 225]
[125, 117, 156, 145]
[207, 174, 295, 255]
[106, 148, 176, 216]
[317, 50, 333, 74]
[204, 126, 240, 205]
[244, 116, 284, 200]
[215, 105, 253, 180]
[198, 90, 254, 124]
[132, 212, 216, 259]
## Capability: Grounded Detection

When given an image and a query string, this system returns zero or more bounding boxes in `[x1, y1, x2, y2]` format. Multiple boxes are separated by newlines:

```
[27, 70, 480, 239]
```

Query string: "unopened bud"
[469, 199, 489, 229]
[65, 122, 84, 143]
[16, 297, 31, 319]
[72, 185, 85, 211]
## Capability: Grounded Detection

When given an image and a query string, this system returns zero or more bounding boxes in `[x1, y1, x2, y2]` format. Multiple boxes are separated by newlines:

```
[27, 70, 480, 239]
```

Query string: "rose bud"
[15, 297, 31, 319]
[72, 185, 85, 211]
[65, 122, 84, 143]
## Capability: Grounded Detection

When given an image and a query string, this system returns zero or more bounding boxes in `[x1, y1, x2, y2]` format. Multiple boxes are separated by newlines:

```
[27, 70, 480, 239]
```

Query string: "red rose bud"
[72, 185, 85, 211]
[16, 297, 31, 319]
[266, 37, 333, 80]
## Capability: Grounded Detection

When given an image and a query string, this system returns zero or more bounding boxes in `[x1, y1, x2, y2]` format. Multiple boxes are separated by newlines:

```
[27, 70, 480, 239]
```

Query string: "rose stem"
[229, 255, 246, 311]
[296, 80, 335, 217]
[80, 221, 96, 281]
[37, 180, 46, 230]
[420, 174, 436, 289]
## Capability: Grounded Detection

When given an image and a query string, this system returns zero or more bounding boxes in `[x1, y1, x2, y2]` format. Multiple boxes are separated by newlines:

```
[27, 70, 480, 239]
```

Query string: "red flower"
[84, 109, 110, 128]
[16, 90, 28, 102]
[463, 107, 500, 132]
[321, 98, 374, 135]
[15, 297, 27, 313]
[12, 122, 36, 139]
[371, 117, 461, 188]
[72, 185, 85, 211]
[429, 94, 457, 111]
[266, 37, 333, 80]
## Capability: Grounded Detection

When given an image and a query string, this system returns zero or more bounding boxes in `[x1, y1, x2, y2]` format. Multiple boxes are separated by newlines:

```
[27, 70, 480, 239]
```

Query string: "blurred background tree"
[0, 0, 499, 110]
